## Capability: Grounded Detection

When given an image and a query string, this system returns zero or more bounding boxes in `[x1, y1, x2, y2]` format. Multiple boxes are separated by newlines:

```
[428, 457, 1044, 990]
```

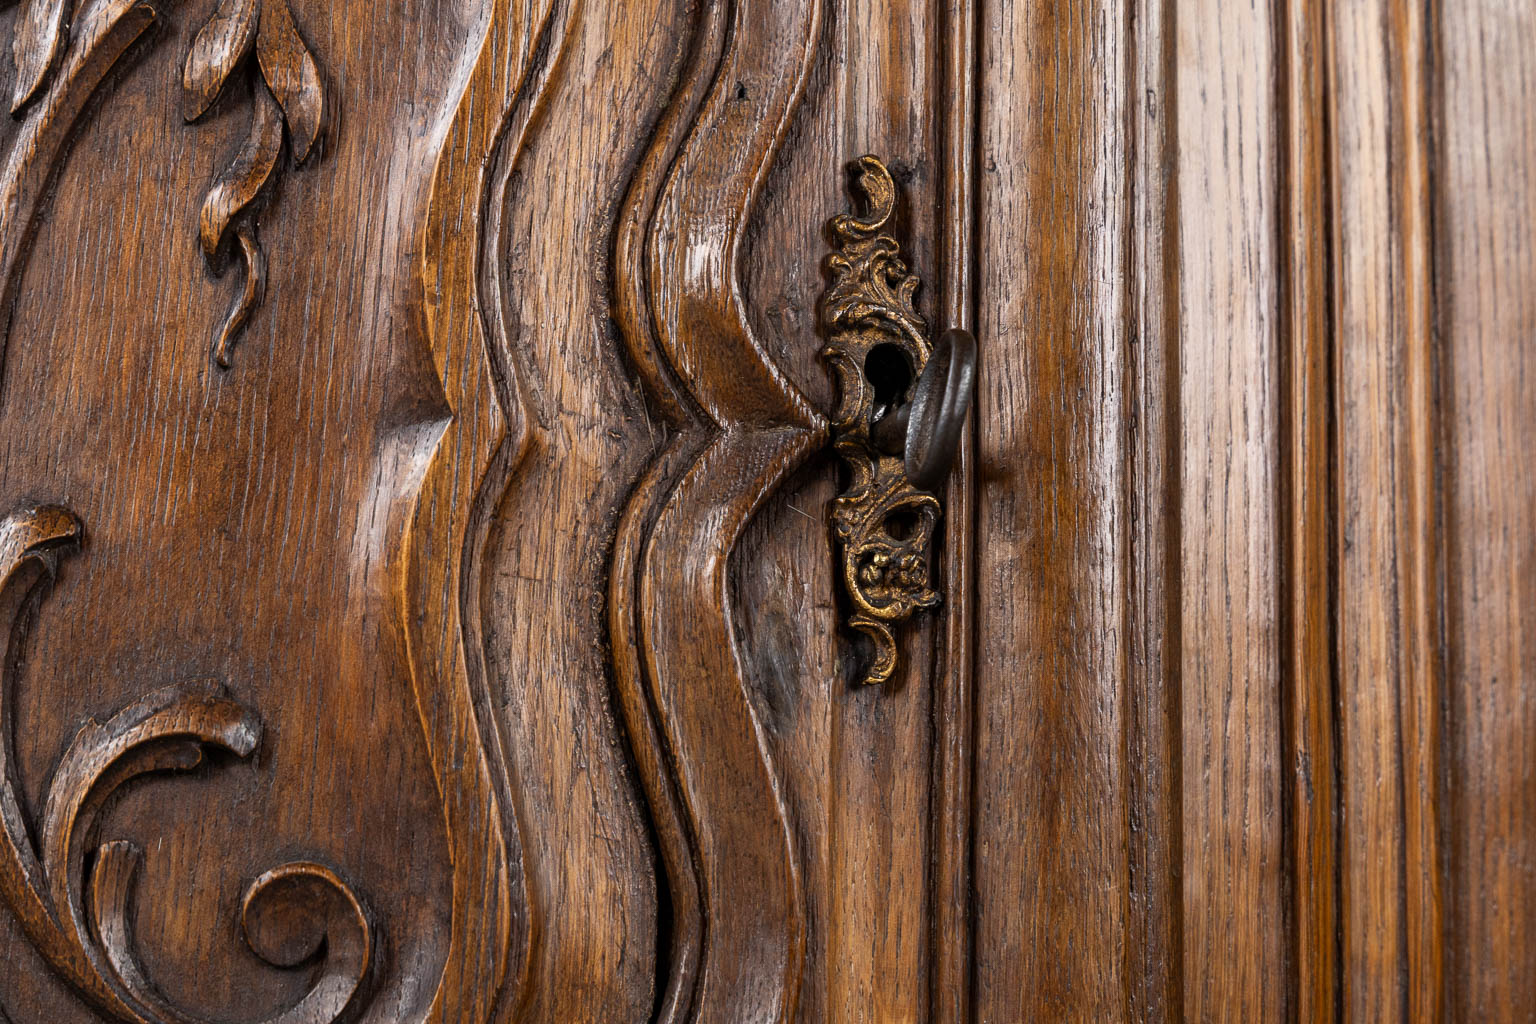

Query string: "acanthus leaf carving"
[11, 0, 70, 112]
[182, 0, 260, 121]
[182, 0, 327, 367]
[0, 0, 328, 372]
[0, 506, 377, 1024]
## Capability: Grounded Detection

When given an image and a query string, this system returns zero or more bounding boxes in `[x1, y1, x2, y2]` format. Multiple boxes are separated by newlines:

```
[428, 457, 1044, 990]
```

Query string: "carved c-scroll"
[611, 0, 825, 1019]
[0, 506, 376, 1024]
[0, 7, 371, 1019]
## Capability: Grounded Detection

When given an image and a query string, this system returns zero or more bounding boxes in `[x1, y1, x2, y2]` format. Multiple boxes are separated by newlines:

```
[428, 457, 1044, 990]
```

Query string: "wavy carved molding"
[0, 506, 376, 1024]
[398, 0, 585, 1020]
[611, 0, 825, 1019]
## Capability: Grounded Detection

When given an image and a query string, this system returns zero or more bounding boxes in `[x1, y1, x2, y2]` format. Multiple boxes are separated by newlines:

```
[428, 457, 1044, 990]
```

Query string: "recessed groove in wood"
[1125, 0, 1183, 1017]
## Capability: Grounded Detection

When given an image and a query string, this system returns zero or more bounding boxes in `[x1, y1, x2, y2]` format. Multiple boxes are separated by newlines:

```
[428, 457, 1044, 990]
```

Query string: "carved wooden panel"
[0, 0, 1531, 1021]
[0, 0, 970, 1020]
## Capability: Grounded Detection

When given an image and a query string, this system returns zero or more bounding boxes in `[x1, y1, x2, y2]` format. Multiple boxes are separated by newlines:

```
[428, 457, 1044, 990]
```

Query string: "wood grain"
[732, 0, 948, 1019]
[1125, 0, 1183, 1017]
[974, 0, 1134, 1017]
[0, 2, 496, 1019]
[0, 0, 1529, 1019]
[406, 0, 573, 1017]
[1174, 1, 1288, 1018]
[1329, 0, 1445, 1017]
[1439, 2, 1536, 1020]
[1279, 0, 1338, 1018]
[481, 0, 695, 1017]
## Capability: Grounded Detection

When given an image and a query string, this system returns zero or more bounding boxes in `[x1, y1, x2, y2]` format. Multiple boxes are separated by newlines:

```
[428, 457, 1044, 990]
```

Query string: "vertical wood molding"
[404, 2, 574, 1019]
[609, 5, 725, 1022]
[1126, 0, 1184, 1017]
[1438, 2, 1536, 1019]
[974, 0, 1135, 1018]
[930, 0, 979, 1017]
[1278, 0, 1340, 1019]
[611, 0, 826, 1020]
[1172, 0, 1287, 1017]
[1327, 0, 1445, 1016]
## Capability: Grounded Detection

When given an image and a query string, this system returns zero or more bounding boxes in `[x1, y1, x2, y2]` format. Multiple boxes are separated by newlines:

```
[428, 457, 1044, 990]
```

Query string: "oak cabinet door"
[1, 1, 1533, 1023]
[0, 0, 967, 1021]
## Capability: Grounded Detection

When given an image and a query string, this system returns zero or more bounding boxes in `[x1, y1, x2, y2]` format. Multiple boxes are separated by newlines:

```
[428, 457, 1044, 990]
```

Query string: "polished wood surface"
[0, 0, 1530, 1021]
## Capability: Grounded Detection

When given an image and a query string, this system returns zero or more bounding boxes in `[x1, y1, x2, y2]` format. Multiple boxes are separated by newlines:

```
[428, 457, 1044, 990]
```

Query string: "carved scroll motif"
[0, 507, 376, 1024]
[0, 15, 361, 1014]
[611, 0, 825, 1019]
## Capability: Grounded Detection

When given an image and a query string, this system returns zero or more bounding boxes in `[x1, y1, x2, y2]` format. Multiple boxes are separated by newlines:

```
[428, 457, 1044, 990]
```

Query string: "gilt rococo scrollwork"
[0, 506, 376, 1024]
[823, 155, 943, 687]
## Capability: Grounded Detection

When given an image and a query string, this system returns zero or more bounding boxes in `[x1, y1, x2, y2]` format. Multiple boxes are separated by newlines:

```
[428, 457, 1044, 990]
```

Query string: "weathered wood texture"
[0, 0, 1532, 1021]
[973, 0, 1533, 1020]
[1438, 2, 1536, 1020]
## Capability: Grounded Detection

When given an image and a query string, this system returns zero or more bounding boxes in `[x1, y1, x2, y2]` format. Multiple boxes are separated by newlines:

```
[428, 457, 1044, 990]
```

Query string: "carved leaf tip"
[190, 0, 327, 368]
[182, 0, 259, 122]
[10, 0, 69, 112]
[199, 78, 282, 256]
[255, 0, 323, 162]
[213, 222, 263, 367]
[0, 505, 82, 576]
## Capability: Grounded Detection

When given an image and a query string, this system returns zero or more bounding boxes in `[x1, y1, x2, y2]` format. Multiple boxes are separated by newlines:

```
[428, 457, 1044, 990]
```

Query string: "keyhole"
[883, 508, 921, 541]
[864, 343, 913, 420]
